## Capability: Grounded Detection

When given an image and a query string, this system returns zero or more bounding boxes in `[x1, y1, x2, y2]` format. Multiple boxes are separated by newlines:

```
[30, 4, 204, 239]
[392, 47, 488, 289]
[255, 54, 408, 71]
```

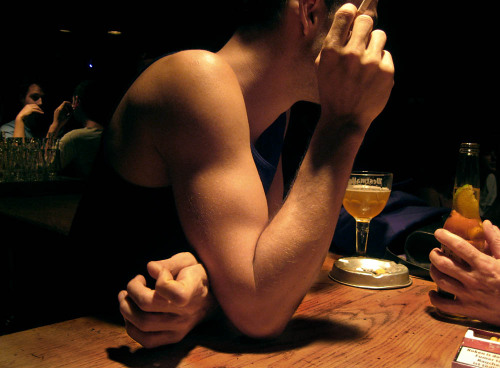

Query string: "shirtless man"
[71, 0, 393, 347]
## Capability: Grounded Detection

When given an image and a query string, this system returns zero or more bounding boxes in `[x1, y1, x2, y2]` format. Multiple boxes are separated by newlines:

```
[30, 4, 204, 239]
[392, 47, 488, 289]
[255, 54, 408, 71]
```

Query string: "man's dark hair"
[73, 80, 112, 126]
[236, 0, 342, 34]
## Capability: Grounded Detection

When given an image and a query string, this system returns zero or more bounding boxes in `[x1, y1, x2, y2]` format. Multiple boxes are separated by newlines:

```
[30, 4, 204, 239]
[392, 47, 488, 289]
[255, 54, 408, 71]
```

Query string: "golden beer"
[343, 185, 391, 221]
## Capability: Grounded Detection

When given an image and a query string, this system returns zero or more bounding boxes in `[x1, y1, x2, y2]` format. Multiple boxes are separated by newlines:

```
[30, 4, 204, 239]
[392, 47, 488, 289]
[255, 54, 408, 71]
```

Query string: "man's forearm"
[232, 120, 366, 337]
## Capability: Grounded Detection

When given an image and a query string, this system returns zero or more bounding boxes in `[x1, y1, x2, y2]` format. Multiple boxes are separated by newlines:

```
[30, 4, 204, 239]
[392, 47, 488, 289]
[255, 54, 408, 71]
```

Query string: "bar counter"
[2, 253, 498, 367]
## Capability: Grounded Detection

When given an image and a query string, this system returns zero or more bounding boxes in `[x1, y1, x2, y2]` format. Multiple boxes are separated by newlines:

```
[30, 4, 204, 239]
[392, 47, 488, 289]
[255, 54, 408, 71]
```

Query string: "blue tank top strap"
[251, 113, 287, 193]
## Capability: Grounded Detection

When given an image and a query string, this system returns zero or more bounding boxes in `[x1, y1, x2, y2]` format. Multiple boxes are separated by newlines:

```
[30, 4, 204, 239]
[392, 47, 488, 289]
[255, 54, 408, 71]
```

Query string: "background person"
[0, 81, 62, 138]
[47, 80, 112, 179]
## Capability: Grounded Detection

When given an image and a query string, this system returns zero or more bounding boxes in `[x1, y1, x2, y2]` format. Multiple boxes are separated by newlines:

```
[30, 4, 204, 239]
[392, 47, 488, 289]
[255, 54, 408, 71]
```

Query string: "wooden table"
[1, 253, 498, 367]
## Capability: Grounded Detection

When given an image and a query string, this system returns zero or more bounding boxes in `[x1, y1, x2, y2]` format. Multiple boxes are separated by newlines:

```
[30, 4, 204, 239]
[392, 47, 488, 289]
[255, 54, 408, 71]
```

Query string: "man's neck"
[217, 32, 312, 143]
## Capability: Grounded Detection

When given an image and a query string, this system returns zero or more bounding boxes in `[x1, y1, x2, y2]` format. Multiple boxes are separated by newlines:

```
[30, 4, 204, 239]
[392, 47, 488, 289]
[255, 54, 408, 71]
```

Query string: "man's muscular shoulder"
[124, 50, 248, 141]
[130, 50, 243, 115]
[122, 50, 249, 180]
[107, 50, 247, 187]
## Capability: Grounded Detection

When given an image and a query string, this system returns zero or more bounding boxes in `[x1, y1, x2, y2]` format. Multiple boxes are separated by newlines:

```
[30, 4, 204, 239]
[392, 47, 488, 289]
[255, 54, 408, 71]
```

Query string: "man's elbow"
[238, 322, 288, 340]
[228, 308, 292, 339]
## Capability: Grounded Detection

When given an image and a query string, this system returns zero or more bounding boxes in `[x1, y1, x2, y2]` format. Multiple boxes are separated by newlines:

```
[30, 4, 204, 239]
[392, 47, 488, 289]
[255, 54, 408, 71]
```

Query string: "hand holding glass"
[342, 172, 393, 256]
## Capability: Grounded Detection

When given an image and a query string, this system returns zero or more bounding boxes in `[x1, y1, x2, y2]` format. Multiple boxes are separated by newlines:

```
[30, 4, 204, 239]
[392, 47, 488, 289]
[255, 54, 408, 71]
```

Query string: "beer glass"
[343, 171, 393, 256]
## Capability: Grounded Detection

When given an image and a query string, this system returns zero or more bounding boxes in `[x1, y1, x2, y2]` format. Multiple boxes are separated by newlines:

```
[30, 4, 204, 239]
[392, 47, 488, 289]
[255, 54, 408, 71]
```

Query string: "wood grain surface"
[2, 253, 498, 367]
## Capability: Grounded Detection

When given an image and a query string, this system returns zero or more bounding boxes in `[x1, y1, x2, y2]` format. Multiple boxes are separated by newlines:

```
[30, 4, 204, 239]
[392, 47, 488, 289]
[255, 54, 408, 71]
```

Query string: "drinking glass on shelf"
[44, 136, 60, 180]
[342, 171, 393, 256]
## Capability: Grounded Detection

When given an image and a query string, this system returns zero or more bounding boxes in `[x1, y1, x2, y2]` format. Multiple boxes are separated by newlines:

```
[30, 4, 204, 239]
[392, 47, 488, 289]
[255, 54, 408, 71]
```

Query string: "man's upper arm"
[153, 52, 270, 301]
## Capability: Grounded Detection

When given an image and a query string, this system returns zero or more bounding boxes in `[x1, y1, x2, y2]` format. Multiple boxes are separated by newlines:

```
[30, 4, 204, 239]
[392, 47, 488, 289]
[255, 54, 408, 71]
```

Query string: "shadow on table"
[107, 316, 363, 367]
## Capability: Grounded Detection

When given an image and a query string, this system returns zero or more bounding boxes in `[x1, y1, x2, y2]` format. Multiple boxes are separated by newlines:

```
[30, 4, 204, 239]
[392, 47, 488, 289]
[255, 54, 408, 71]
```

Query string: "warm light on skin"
[351, 0, 378, 19]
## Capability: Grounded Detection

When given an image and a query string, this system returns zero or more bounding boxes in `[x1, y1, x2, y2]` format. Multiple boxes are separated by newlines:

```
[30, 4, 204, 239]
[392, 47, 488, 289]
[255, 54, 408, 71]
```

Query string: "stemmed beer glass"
[342, 171, 393, 256]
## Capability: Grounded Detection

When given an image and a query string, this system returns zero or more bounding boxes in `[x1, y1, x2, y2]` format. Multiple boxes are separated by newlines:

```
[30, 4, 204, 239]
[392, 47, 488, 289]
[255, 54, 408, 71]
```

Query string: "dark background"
[1, 0, 498, 194]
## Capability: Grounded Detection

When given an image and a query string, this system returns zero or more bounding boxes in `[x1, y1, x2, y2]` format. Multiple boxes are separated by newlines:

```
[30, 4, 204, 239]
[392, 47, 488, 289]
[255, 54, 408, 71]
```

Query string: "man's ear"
[298, 0, 322, 36]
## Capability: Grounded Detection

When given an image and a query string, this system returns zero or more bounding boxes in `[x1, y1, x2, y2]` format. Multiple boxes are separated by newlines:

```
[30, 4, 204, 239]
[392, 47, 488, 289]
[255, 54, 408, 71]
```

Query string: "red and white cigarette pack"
[453, 328, 500, 368]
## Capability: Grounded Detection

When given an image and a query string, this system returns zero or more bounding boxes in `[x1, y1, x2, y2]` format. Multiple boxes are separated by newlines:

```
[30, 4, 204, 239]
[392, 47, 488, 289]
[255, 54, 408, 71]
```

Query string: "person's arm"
[429, 220, 500, 325]
[117, 116, 288, 348]
[13, 103, 44, 137]
[118, 252, 216, 348]
[46, 101, 73, 138]
[146, 6, 393, 339]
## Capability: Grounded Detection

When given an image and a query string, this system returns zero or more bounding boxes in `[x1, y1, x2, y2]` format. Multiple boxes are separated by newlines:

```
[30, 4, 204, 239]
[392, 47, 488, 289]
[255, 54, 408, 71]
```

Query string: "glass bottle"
[443, 143, 485, 257]
[438, 143, 486, 317]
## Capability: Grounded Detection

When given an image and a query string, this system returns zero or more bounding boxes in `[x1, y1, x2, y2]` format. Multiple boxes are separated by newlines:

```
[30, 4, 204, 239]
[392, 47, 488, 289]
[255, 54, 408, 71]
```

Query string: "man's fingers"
[120, 294, 188, 333]
[348, 15, 374, 51]
[429, 247, 474, 287]
[124, 319, 187, 348]
[366, 29, 387, 57]
[434, 228, 484, 268]
[156, 264, 208, 307]
[484, 220, 500, 258]
[324, 3, 357, 48]
[147, 261, 173, 281]
[124, 265, 208, 312]
[379, 50, 395, 74]
[125, 274, 161, 312]
[118, 289, 127, 304]
[429, 263, 465, 296]
[147, 252, 199, 279]
[428, 290, 465, 316]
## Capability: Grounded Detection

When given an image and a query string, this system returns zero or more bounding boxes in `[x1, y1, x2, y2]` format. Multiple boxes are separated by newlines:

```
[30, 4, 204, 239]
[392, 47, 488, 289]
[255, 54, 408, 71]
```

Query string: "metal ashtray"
[329, 257, 412, 289]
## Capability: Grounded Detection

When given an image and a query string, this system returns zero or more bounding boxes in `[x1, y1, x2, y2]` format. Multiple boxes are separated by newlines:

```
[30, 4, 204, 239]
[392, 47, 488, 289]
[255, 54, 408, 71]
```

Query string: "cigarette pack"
[453, 328, 500, 368]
